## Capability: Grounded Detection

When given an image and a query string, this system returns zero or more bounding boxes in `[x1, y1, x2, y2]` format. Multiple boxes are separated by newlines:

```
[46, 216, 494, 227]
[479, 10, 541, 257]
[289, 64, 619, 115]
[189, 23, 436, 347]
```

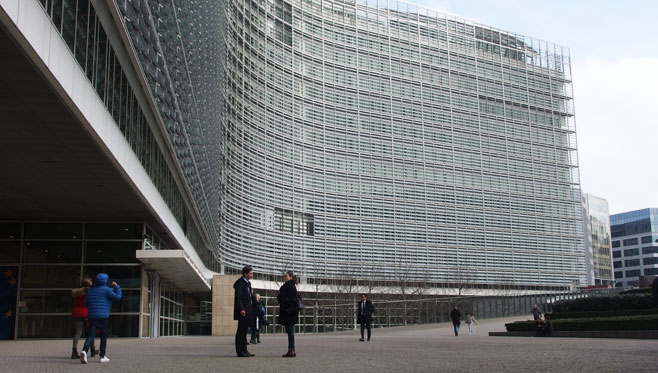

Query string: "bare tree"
[453, 266, 477, 296]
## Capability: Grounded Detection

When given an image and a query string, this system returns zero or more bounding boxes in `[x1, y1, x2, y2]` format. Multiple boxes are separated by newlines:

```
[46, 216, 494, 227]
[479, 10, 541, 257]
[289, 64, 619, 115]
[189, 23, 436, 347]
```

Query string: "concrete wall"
[212, 275, 239, 336]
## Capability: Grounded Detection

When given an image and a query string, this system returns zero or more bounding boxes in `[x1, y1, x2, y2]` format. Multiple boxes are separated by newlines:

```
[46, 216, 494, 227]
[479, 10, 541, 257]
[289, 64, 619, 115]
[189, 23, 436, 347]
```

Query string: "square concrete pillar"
[212, 275, 240, 336]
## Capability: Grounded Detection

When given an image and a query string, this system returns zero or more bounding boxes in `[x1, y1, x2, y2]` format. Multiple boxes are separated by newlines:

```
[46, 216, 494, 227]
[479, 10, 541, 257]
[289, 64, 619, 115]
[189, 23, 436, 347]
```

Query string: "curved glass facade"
[218, 0, 584, 289]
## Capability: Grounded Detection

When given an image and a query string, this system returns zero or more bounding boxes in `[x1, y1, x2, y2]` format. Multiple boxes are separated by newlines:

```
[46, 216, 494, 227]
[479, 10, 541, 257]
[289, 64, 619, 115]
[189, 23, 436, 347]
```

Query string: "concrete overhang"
[136, 250, 211, 293]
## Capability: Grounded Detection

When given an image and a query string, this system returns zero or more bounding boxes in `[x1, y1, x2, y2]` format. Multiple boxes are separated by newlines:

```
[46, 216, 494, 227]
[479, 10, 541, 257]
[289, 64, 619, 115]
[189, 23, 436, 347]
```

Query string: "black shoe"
[359, 338, 365, 342]
[245, 352, 255, 357]
[249, 339, 256, 344]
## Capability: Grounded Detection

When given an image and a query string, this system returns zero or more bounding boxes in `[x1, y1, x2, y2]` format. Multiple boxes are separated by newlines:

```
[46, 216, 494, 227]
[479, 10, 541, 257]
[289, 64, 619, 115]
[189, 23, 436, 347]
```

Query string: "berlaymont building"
[0, 0, 584, 339]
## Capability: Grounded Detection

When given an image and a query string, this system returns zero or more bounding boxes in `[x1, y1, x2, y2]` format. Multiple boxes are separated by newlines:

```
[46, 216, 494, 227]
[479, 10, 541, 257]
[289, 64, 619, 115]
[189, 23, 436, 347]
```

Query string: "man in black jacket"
[450, 306, 461, 336]
[233, 266, 254, 357]
[357, 294, 375, 341]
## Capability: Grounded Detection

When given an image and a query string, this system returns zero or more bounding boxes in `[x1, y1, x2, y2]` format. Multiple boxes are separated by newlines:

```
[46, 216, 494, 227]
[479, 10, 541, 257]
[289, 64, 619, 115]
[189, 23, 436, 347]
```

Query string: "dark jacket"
[450, 308, 461, 324]
[233, 276, 253, 321]
[84, 273, 122, 319]
[356, 300, 375, 324]
[252, 297, 266, 326]
[277, 279, 299, 327]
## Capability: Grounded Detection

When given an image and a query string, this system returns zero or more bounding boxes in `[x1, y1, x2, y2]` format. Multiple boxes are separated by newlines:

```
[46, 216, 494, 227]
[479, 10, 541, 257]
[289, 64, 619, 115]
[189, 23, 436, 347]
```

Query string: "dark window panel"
[85, 223, 142, 239]
[21, 266, 80, 288]
[84, 265, 141, 288]
[84, 241, 140, 263]
[24, 223, 83, 239]
[0, 241, 21, 263]
[23, 241, 82, 263]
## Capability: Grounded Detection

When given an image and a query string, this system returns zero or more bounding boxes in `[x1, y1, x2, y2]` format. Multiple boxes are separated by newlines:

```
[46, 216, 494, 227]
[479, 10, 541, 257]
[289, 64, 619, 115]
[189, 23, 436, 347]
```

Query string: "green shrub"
[619, 288, 652, 295]
[549, 308, 658, 320]
[552, 294, 654, 312]
[505, 315, 658, 332]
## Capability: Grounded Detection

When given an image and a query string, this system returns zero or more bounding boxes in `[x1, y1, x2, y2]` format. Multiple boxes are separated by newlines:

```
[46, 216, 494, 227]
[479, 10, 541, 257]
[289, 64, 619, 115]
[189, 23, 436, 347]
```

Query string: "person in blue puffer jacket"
[79, 273, 122, 364]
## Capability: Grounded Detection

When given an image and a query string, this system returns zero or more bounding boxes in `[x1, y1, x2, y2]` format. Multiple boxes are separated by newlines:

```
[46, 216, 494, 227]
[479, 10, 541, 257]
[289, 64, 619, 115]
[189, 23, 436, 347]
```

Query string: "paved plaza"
[1, 316, 656, 372]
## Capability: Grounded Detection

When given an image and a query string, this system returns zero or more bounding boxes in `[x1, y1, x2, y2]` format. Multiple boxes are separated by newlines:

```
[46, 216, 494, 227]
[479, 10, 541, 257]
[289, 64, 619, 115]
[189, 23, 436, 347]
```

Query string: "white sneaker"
[100, 356, 110, 363]
[80, 350, 87, 364]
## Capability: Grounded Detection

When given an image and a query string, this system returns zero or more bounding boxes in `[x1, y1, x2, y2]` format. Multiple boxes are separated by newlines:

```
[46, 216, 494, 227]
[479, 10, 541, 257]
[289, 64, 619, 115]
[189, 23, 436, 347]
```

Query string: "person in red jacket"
[70, 277, 96, 359]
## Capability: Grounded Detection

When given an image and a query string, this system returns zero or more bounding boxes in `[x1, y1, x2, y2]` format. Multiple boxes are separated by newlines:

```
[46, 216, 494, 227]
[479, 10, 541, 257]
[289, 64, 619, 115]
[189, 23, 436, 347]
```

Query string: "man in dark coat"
[250, 293, 266, 344]
[357, 294, 375, 341]
[233, 266, 254, 357]
[652, 277, 658, 307]
[531, 304, 542, 321]
[450, 306, 461, 336]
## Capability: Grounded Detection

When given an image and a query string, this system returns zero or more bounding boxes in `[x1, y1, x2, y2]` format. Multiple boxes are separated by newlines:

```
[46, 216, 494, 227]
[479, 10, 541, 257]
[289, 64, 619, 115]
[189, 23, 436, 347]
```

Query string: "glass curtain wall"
[0, 222, 142, 338]
[35, 0, 219, 272]
[218, 0, 584, 290]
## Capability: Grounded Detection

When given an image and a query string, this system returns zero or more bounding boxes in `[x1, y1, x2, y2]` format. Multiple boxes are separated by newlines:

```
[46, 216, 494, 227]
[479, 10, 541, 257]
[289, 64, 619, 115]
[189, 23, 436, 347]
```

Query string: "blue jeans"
[83, 318, 108, 357]
[285, 325, 295, 350]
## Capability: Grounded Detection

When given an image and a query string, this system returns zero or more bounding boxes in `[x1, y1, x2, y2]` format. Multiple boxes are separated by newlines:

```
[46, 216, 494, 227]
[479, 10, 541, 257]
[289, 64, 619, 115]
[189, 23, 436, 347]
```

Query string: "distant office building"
[610, 208, 658, 287]
[581, 193, 613, 286]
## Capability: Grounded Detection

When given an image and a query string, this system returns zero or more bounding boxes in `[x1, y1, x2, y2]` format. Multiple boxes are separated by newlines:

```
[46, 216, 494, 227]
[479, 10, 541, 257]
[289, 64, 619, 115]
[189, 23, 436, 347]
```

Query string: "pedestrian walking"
[464, 312, 478, 335]
[357, 294, 375, 341]
[70, 277, 97, 359]
[277, 271, 299, 357]
[234, 266, 254, 357]
[531, 304, 542, 321]
[80, 273, 122, 364]
[450, 305, 461, 336]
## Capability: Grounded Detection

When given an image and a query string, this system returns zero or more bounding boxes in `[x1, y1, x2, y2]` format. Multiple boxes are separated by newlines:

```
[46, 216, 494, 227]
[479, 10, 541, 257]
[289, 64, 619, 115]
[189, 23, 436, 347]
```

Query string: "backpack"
[296, 293, 303, 310]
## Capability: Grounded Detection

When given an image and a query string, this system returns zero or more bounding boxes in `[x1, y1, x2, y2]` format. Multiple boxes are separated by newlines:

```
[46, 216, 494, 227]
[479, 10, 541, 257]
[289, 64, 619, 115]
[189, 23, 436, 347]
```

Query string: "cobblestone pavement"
[1, 316, 656, 372]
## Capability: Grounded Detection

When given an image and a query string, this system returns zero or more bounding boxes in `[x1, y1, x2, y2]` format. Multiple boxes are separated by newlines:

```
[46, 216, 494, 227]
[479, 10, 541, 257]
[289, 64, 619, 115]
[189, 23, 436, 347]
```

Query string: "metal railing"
[260, 290, 610, 334]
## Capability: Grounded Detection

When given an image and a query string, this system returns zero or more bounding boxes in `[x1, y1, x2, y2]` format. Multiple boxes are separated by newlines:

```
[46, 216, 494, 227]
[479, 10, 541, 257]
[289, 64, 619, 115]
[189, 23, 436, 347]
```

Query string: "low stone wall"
[489, 330, 658, 339]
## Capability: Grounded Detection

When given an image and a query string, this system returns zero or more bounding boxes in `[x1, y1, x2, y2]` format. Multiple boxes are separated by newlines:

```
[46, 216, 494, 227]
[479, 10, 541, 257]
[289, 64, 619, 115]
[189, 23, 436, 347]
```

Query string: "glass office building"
[581, 193, 613, 286]
[217, 0, 584, 290]
[610, 209, 658, 287]
[1, 0, 585, 340]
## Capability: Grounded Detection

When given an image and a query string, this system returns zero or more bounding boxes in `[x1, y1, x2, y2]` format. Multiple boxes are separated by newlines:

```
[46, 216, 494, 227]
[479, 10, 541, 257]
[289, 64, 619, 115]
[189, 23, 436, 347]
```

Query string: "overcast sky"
[407, 0, 658, 214]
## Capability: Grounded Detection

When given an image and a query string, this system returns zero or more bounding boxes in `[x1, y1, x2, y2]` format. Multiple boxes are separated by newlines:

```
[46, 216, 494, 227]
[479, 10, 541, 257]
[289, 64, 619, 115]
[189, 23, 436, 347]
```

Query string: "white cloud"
[573, 57, 658, 213]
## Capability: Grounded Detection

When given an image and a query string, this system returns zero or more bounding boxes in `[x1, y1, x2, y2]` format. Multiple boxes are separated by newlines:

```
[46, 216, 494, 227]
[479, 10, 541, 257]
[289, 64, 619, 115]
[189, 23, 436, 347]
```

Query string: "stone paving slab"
[1, 316, 657, 372]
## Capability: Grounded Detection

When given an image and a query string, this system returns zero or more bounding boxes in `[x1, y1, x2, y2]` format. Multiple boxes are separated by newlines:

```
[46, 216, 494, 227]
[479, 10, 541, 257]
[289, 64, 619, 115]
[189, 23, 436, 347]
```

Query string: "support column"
[212, 275, 239, 336]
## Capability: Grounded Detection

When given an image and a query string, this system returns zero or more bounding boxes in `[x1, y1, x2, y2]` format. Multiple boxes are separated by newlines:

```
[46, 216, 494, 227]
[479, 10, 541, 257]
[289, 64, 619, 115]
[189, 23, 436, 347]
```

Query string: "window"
[624, 259, 640, 267]
[612, 240, 620, 248]
[623, 238, 638, 246]
[642, 246, 658, 254]
[643, 257, 658, 265]
[614, 271, 623, 279]
[641, 236, 653, 244]
[623, 248, 639, 257]
[613, 261, 622, 269]
[645, 268, 658, 276]
[612, 250, 621, 258]
[273, 208, 314, 236]
[625, 269, 641, 277]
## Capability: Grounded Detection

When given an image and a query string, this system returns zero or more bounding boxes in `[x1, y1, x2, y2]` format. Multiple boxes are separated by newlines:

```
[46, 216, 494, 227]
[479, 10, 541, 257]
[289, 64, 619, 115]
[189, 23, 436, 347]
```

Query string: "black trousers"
[360, 323, 371, 340]
[235, 317, 251, 356]
[452, 321, 460, 336]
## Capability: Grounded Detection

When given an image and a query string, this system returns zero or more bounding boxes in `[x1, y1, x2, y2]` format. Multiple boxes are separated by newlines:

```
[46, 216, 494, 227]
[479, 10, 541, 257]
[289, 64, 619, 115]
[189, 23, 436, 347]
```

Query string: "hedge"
[619, 288, 652, 295]
[551, 294, 654, 312]
[549, 308, 658, 320]
[505, 315, 658, 332]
